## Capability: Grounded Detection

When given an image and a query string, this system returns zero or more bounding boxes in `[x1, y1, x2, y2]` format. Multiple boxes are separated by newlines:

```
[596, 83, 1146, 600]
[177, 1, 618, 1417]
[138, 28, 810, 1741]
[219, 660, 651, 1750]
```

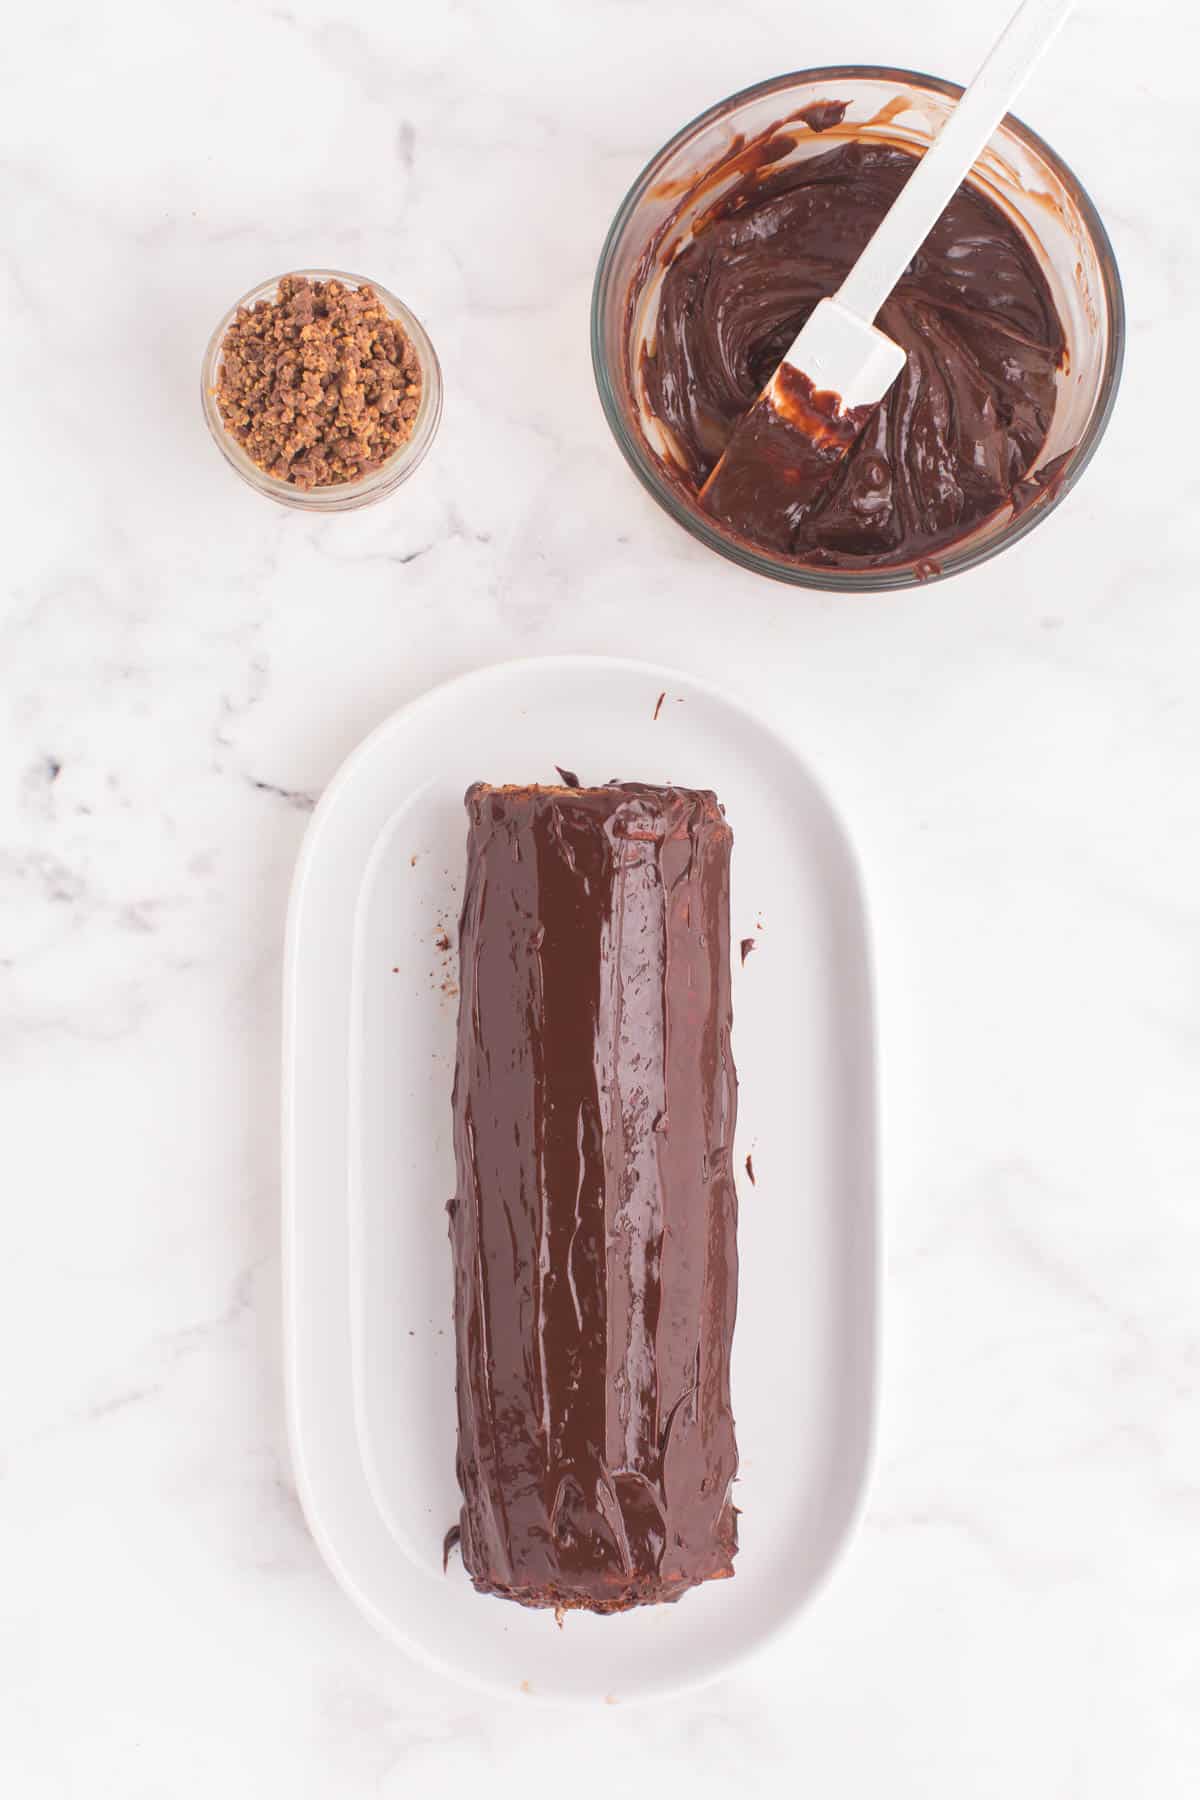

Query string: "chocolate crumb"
[555, 766, 581, 788]
[745, 1153, 756, 1186]
[442, 1524, 461, 1572]
[740, 937, 756, 965]
[435, 931, 451, 952]
[653, 691, 666, 721]
[554, 1605, 566, 1629]
[214, 275, 422, 489]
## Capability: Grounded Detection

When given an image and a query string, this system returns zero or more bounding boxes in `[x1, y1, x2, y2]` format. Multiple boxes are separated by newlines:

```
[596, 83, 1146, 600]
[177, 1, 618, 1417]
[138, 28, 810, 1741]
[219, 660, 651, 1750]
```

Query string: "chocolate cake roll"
[447, 782, 739, 1613]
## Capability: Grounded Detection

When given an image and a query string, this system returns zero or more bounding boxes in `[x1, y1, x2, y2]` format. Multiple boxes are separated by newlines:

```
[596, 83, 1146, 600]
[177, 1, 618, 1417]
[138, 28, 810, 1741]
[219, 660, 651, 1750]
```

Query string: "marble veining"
[2, 0, 1198, 1794]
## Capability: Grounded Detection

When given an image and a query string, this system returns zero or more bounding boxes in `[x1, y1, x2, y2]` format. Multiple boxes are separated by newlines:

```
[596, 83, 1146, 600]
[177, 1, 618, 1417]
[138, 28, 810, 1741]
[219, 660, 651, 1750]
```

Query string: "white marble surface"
[3, 0, 1199, 1790]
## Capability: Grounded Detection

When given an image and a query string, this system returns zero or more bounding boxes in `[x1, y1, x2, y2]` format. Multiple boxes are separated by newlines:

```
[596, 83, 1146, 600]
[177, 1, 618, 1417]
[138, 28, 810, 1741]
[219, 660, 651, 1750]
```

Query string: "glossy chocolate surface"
[448, 783, 739, 1611]
[700, 364, 872, 553]
[640, 139, 1066, 569]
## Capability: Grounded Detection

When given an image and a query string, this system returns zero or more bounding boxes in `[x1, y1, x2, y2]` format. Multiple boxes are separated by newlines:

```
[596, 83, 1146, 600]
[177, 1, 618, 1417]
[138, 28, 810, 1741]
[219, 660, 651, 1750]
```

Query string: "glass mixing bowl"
[592, 68, 1124, 590]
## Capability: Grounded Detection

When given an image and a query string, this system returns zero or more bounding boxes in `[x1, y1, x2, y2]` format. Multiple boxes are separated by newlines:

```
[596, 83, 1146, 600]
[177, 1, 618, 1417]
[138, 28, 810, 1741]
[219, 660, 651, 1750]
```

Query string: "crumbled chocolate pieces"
[214, 275, 422, 489]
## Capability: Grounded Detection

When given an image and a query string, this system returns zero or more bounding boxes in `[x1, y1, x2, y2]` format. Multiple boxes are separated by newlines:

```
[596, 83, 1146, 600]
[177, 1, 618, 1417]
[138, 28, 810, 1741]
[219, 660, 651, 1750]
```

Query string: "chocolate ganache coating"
[448, 782, 739, 1612]
[640, 139, 1066, 568]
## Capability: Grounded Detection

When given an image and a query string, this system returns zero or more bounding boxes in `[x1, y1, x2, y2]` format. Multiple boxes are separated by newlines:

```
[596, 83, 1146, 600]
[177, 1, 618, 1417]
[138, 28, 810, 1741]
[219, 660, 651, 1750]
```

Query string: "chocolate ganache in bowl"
[592, 69, 1124, 589]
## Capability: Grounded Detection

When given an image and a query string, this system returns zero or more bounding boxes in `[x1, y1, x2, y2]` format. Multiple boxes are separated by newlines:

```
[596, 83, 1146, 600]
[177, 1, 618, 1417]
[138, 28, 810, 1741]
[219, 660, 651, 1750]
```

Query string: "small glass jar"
[591, 68, 1125, 590]
[202, 269, 443, 512]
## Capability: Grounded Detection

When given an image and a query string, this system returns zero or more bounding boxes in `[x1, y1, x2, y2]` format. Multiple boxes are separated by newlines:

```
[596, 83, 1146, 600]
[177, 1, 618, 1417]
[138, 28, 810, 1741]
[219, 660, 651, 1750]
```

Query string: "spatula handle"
[836, 0, 1075, 322]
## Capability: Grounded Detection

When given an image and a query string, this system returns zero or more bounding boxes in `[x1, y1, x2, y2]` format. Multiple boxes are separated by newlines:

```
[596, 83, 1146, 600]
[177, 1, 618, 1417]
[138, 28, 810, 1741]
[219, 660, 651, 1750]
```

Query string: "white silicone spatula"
[699, 0, 1075, 533]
